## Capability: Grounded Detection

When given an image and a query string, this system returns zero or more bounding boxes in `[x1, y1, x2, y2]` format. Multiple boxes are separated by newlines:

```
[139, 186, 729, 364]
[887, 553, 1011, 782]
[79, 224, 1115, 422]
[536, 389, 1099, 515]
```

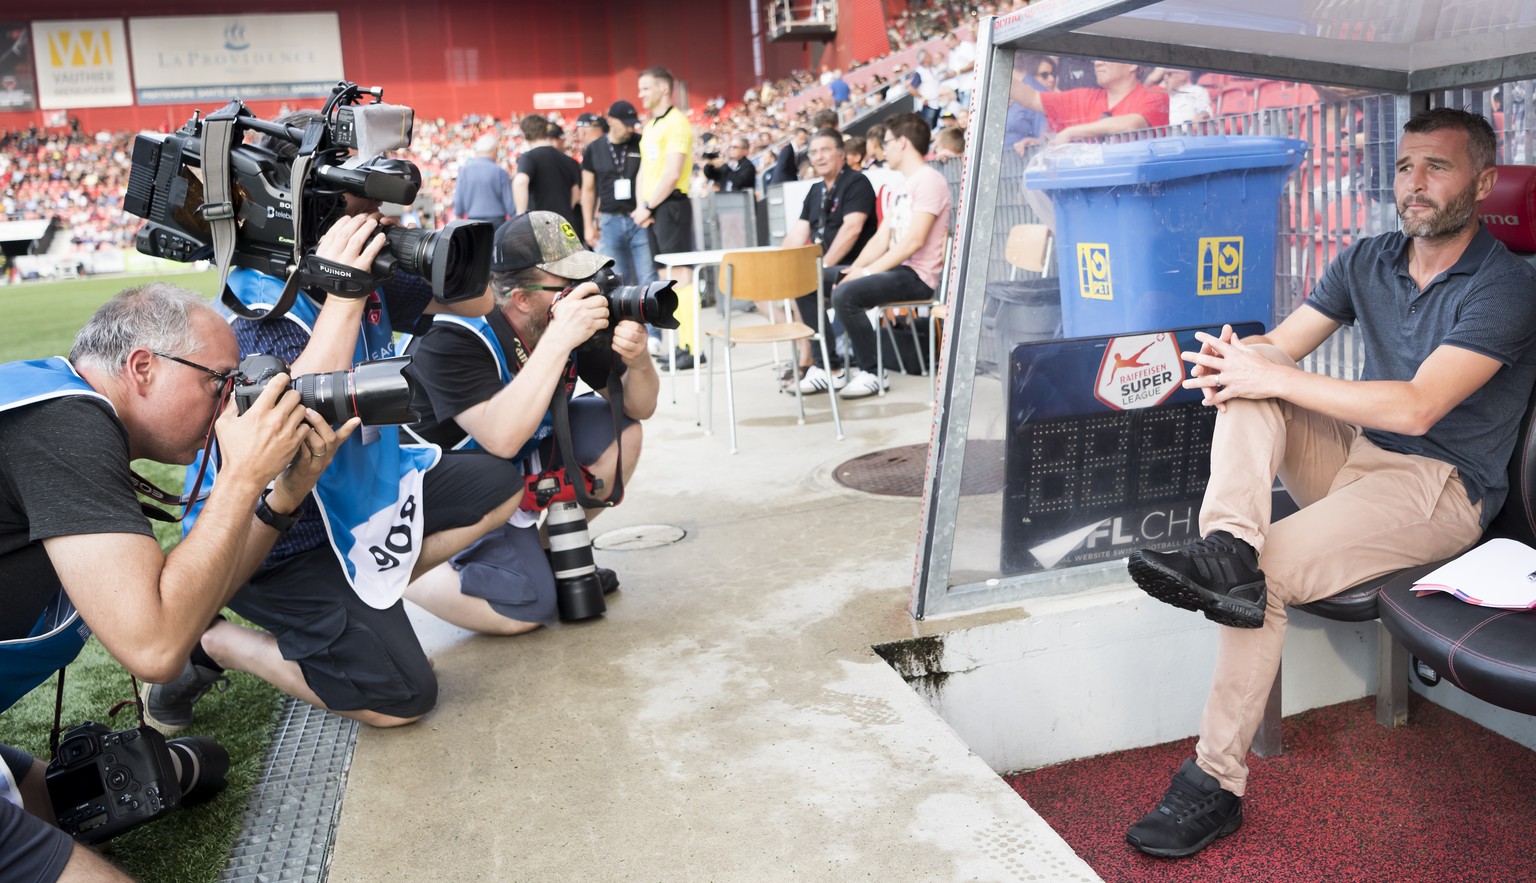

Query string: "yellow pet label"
[1198, 237, 1243, 295]
[1076, 243, 1112, 300]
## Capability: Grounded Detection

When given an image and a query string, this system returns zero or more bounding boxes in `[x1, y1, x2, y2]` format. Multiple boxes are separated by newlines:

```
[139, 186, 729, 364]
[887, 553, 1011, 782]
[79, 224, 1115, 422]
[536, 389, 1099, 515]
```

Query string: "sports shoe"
[797, 364, 848, 394]
[1126, 758, 1243, 858]
[597, 566, 620, 595]
[141, 661, 229, 735]
[657, 347, 706, 372]
[838, 368, 889, 399]
[1127, 530, 1267, 628]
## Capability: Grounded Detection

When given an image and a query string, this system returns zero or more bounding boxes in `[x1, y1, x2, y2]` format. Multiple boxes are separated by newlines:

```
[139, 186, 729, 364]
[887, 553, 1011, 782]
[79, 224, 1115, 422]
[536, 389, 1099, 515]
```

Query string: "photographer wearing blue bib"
[143, 111, 527, 734]
[404, 212, 661, 631]
[0, 285, 334, 882]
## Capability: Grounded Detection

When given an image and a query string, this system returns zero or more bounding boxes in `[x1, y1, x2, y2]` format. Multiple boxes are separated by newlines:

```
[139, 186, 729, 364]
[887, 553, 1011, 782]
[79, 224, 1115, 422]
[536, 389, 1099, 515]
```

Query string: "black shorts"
[230, 450, 522, 717]
[648, 193, 694, 261]
[451, 395, 636, 623]
[1, 744, 71, 883]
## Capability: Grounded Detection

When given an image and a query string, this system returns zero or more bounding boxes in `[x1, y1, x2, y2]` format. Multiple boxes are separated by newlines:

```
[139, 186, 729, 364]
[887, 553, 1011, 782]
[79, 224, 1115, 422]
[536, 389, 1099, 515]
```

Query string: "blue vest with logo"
[0, 358, 103, 712]
[184, 268, 442, 609]
[427, 314, 554, 467]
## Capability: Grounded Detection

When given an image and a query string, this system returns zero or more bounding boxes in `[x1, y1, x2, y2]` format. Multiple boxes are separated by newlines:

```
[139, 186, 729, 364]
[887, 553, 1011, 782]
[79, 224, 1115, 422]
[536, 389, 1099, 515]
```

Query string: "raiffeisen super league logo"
[1094, 332, 1184, 411]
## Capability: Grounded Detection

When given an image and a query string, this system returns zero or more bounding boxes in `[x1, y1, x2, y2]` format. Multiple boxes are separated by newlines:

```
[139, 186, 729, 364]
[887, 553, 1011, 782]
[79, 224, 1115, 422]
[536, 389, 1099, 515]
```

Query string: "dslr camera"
[568, 265, 680, 353]
[47, 722, 228, 845]
[123, 81, 492, 313]
[233, 353, 424, 426]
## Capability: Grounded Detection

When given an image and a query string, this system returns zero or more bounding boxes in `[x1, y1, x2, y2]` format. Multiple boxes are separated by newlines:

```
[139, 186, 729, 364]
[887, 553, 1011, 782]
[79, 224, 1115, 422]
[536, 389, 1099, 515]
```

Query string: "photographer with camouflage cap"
[404, 212, 658, 631]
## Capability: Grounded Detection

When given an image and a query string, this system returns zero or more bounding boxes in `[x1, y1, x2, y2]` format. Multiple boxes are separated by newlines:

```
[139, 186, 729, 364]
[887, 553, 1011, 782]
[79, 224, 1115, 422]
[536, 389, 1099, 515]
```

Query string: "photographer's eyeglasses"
[152, 351, 235, 400]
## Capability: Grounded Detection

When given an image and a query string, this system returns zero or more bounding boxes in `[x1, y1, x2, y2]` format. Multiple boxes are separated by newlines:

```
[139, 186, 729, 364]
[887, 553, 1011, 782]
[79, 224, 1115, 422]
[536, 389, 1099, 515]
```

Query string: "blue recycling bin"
[1024, 136, 1306, 338]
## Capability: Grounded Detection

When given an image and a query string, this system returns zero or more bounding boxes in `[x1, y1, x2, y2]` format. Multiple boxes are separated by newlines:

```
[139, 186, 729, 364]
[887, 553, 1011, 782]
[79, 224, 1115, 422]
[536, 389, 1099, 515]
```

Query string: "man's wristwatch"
[255, 495, 298, 533]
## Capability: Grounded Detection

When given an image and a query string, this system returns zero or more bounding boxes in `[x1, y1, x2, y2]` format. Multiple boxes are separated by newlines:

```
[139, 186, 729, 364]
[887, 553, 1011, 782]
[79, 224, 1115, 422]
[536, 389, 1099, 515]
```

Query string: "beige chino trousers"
[1191, 347, 1483, 795]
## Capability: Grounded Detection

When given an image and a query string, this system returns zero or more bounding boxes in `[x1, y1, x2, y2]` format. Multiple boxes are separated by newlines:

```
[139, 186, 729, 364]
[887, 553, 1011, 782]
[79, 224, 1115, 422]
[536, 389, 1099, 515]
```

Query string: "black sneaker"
[1127, 530, 1267, 628]
[141, 661, 229, 735]
[596, 567, 620, 595]
[1126, 758, 1243, 858]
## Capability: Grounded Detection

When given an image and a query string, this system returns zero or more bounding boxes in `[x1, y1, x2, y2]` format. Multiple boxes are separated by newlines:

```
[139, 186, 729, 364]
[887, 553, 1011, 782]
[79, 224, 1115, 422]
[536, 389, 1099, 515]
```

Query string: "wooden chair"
[704, 245, 844, 453]
[1005, 222, 1052, 277]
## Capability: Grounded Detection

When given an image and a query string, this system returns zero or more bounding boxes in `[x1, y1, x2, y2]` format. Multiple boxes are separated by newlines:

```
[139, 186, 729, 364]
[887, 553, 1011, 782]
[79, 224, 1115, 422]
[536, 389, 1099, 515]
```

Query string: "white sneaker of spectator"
[798, 364, 848, 394]
[838, 368, 889, 399]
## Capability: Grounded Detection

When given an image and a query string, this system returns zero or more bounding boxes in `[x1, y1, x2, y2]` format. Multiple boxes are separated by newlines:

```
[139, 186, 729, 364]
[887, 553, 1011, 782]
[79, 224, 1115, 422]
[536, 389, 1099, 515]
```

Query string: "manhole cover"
[592, 523, 688, 550]
[833, 440, 1006, 497]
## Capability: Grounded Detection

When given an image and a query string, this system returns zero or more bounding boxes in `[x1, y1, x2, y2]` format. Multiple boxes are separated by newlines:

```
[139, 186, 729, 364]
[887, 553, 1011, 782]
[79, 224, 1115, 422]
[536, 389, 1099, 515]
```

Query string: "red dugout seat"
[1482, 164, 1536, 253]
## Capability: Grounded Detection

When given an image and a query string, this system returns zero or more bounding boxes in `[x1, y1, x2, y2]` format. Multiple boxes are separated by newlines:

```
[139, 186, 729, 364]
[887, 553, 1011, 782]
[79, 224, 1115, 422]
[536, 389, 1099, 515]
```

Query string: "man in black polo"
[781, 128, 877, 393]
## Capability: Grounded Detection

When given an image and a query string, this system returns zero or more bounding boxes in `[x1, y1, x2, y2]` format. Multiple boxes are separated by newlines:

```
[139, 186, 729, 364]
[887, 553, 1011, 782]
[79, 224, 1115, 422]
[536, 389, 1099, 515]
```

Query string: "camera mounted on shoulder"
[123, 81, 494, 321]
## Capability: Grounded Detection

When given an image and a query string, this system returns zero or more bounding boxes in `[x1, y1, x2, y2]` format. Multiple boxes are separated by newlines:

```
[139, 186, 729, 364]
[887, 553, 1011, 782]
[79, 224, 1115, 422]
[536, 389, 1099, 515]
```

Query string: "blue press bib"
[0, 358, 106, 710]
[185, 269, 442, 608]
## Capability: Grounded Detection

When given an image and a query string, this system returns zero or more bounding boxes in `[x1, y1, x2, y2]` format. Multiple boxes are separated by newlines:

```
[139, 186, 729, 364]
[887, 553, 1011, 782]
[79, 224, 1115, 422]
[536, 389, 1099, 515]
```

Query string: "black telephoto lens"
[609, 280, 680, 330]
[379, 220, 493, 303]
[295, 356, 423, 426]
[165, 736, 229, 806]
[545, 500, 605, 621]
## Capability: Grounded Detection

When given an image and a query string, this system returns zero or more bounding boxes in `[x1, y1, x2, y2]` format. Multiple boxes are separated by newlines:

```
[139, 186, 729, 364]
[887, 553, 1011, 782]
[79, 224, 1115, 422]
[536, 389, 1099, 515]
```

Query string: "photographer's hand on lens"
[547, 281, 611, 354]
[269, 411, 362, 512]
[213, 374, 312, 489]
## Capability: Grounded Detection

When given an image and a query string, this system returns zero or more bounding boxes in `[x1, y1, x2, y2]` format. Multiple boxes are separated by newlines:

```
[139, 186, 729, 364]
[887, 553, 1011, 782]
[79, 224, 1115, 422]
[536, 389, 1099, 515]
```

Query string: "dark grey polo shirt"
[1304, 226, 1536, 524]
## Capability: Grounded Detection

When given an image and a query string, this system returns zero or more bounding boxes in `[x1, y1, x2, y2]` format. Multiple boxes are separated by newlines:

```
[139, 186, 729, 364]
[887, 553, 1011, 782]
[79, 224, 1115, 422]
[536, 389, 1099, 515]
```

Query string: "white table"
[653, 245, 787, 420]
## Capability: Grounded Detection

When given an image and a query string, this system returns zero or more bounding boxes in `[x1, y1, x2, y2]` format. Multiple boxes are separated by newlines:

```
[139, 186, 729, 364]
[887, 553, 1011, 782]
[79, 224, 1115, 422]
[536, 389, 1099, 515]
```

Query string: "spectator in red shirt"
[1012, 60, 1169, 143]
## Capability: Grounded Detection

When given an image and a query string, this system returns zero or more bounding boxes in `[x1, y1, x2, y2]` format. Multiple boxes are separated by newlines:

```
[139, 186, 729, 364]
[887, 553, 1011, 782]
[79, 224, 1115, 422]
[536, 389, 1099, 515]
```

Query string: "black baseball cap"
[607, 100, 640, 126]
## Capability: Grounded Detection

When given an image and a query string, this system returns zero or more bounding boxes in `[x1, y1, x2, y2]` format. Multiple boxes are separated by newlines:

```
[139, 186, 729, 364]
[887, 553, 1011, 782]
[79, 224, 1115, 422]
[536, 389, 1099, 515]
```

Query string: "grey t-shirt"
[0, 396, 154, 638]
[1304, 226, 1536, 523]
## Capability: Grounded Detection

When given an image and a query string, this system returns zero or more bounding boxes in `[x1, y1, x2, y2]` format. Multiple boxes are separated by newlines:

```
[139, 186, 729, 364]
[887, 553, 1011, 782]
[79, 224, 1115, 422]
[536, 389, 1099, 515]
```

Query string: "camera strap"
[48, 667, 147, 760]
[547, 356, 626, 509]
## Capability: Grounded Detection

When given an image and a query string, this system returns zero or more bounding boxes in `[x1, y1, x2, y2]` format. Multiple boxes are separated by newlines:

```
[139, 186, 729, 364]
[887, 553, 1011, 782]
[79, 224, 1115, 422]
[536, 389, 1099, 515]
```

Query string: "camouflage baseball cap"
[490, 211, 610, 279]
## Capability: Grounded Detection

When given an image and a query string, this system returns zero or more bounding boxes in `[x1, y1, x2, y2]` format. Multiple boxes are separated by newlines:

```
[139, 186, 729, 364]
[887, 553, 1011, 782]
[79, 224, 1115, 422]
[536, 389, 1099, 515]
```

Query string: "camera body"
[233, 353, 424, 426]
[122, 82, 491, 305]
[46, 722, 180, 845]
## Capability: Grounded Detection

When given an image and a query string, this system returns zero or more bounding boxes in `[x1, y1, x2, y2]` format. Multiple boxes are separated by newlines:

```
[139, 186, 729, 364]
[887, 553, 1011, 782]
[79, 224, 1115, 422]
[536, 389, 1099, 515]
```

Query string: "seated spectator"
[844, 135, 867, 171]
[934, 126, 966, 159]
[1012, 59, 1169, 143]
[827, 112, 951, 399]
[1150, 67, 1213, 125]
[1006, 53, 1054, 154]
[781, 128, 879, 393]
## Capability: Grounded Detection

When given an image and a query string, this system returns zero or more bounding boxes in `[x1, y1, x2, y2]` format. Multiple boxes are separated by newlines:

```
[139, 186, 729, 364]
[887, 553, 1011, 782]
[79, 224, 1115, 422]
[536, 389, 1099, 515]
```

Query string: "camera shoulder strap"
[548, 357, 626, 509]
[48, 667, 148, 759]
[200, 108, 253, 319]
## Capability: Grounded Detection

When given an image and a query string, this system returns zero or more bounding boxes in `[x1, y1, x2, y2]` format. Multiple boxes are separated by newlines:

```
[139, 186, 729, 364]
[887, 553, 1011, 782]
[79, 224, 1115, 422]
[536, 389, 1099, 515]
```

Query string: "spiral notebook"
[1412, 538, 1536, 609]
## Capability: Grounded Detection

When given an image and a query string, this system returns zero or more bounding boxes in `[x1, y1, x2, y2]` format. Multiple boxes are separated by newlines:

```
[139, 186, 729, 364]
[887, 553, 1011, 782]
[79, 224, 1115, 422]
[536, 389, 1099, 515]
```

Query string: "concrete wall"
[877, 582, 1530, 774]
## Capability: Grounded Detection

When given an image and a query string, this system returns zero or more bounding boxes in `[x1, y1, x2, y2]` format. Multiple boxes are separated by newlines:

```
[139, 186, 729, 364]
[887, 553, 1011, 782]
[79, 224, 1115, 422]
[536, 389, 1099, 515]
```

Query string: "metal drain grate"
[833, 440, 1006, 498]
[219, 699, 358, 883]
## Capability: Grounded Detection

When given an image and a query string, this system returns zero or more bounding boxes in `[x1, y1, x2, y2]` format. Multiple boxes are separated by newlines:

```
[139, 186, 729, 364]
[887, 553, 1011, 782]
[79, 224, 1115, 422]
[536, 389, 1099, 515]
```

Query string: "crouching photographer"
[404, 212, 665, 631]
[137, 98, 526, 734]
[1, 284, 340, 881]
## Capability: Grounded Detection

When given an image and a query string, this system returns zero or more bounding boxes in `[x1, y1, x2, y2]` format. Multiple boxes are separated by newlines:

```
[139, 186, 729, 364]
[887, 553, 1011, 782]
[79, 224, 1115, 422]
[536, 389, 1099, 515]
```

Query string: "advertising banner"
[0, 23, 38, 112]
[128, 13, 343, 105]
[1000, 323, 1264, 574]
[31, 19, 132, 110]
